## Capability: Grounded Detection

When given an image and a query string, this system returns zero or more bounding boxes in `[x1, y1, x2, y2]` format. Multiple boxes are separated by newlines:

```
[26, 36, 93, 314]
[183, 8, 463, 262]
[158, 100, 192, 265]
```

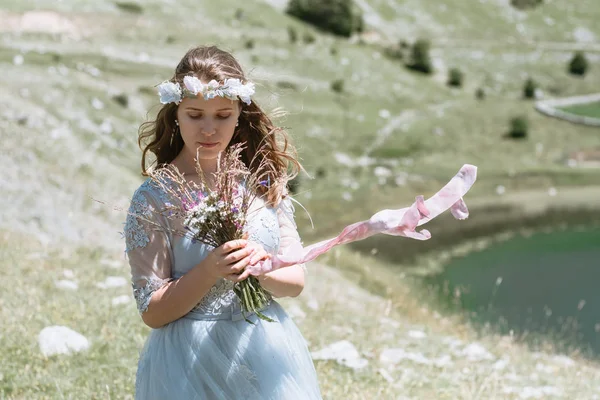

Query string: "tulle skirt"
[135, 301, 322, 400]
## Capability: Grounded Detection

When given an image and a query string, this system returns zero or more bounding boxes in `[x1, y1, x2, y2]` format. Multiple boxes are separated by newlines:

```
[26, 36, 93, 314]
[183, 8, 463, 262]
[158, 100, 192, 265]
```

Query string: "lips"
[199, 142, 218, 147]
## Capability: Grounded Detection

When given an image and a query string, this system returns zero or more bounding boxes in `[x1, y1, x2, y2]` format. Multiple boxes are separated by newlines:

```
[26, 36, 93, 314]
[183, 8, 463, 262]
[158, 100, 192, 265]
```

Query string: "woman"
[124, 45, 322, 399]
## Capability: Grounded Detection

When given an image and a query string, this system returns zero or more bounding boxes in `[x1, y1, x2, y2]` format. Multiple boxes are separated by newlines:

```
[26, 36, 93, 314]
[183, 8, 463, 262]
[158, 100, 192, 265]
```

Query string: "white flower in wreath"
[183, 76, 205, 95]
[157, 81, 182, 104]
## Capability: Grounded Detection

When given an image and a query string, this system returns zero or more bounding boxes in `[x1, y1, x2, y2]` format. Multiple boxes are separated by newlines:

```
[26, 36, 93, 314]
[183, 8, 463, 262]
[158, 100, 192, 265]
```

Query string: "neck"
[178, 148, 217, 173]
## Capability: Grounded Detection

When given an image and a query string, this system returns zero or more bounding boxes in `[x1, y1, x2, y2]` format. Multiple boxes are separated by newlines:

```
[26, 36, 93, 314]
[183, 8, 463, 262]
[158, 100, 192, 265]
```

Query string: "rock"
[460, 343, 495, 361]
[100, 259, 124, 269]
[380, 348, 432, 366]
[38, 326, 90, 357]
[407, 330, 427, 339]
[54, 279, 78, 290]
[111, 295, 131, 306]
[96, 276, 128, 289]
[312, 340, 368, 370]
[63, 269, 75, 279]
[306, 299, 319, 311]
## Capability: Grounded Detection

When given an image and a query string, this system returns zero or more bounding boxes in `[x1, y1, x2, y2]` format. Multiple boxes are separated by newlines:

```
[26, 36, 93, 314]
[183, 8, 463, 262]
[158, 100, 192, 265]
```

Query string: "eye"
[218, 114, 232, 120]
[188, 114, 202, 119]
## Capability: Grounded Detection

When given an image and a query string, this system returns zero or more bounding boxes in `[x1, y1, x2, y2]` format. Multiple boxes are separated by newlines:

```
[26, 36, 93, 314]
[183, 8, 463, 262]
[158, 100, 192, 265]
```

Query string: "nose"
[201, 119, 217, 135]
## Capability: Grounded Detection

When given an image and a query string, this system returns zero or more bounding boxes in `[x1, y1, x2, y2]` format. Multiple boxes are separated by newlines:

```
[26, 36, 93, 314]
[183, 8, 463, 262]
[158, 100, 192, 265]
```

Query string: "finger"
[224, 247, 253, 264]
[228, 256, 251, 274]
[250, 250, 266, 265]
[236, 268, 252, 282]
[220, 239, 248, 254]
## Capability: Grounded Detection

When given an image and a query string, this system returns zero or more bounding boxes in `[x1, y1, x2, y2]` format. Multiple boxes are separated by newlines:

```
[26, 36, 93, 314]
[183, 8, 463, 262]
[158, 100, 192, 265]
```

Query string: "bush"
[302, 31, 316, 44]
[407, 39, 433, 74]
[286, 0, 364, 38]
[114, 1, 143, 14]
[244, 39, 255, 50]
[508, 116, 528, 139]
[287, 26, 298, 43]
[475, 87, 486, 100]
[523, 77, 536, 99]
[510, 0, 543, 9]
[331, 79, 344, 93]
[112, 93, 129, 108]
[447, 68, 464, 87]
[569, 51, 589, 76]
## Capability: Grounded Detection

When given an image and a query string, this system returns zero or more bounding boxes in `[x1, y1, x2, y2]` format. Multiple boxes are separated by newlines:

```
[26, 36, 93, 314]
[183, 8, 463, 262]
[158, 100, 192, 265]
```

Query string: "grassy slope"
[1, 0, 600, 398]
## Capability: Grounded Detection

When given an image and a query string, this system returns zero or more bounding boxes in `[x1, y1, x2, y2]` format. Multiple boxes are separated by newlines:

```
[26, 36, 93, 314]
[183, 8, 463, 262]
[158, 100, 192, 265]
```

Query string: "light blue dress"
[124, 178, 322, 399]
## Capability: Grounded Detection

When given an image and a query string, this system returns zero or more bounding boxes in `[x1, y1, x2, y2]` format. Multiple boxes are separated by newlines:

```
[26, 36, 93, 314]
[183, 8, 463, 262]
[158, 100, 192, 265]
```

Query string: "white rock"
[306, 299, 319, 311]
[374, 166, 392, 178]
[379, 317, 400, 328]
[55, 279, 78, 290]
[378, 109, 391, 119]
[341, 192, 352, 201]
[548, 187, 557, 197]
[13, 54, 24, 65]
[407, 330, 427, 339]
[111, 295, 131, 306]
[493, 358, 509, 370]
[96, 276, 128, 289]
[91, 98, 104, 110]
[312, 340, 368, 370]
[38, 326, 90, 357]
[496, 185, 506, 195]
[551, 355, 575, 367]
[63, 269, 75, 279]
[100, 259, 124, 269]
[461, 343, 495, 361]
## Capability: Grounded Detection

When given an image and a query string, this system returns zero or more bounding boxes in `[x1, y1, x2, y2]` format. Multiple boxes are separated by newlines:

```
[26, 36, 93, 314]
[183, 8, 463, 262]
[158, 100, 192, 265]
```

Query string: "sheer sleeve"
[123, 182, 173, 314]
[276, 196, 307, 273]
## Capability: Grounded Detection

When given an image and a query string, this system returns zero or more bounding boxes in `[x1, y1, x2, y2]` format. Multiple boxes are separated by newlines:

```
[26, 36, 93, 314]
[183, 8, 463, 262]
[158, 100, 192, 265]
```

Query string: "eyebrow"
[185, 107, 234, 111]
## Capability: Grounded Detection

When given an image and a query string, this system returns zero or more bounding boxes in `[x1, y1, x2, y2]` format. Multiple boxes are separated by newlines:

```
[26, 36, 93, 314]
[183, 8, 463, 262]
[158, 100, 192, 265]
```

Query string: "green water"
[428, 227, 600, 356]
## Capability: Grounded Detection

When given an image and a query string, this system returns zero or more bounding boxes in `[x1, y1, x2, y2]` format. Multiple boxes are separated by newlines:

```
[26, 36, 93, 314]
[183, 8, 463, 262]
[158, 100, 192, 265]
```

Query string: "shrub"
[114, 1, 143, 14]
[286, 0, 364, 38]
[508, 116, 528, 139]
[302, 31, 316, 44]
[475, 87, 486, 100]
[510, 0, 543, 9]
[523, 77, 536, 99]
[287, 26, 298, 43]
[569, 51, 589, 76]
[112, 93, 129, 108]
[331, 79, 344, 93]
[447, 68, 464, 87]
[288, 176, 301, 194]
[407, 39, 433, 74]
[276, 81, 298, 91]
[244, 39, 255, 50]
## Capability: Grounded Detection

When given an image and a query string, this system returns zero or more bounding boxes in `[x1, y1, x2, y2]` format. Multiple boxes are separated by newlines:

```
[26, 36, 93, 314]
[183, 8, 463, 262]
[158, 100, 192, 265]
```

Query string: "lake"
[427, 226, 600, 356]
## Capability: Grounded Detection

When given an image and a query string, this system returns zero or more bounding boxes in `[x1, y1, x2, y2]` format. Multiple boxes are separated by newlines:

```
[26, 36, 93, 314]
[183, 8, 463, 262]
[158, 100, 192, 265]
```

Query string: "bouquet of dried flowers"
[149, 143, 280, 323]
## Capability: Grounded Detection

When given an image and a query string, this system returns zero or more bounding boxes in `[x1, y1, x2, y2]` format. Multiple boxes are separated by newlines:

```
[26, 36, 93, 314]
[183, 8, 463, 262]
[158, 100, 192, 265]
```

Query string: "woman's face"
[176, 94, 241, 167]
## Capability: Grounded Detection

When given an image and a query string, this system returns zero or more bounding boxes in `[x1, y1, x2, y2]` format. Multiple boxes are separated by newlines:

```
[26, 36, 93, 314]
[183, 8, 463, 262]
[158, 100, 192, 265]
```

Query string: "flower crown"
[157, 76, 255, 105]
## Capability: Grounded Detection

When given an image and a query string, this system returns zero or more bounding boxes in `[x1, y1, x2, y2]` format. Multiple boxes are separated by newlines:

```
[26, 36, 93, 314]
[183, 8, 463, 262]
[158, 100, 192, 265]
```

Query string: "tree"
[447, 68, 464, 87]
[286, 0, 364, 38]
[569, 51, 589, 76]
[407, 39, 433, 74]
[523, 77, 536, 99]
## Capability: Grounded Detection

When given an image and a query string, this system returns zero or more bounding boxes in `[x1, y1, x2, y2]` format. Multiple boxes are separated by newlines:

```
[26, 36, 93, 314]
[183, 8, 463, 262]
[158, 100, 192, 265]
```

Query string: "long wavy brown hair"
[138, 45, 302, 206]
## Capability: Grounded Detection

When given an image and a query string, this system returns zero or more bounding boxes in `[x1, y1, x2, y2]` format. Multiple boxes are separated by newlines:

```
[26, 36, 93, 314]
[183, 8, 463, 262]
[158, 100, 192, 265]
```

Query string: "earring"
[171, 124, 179, 146]
[235, 121, 239, 127]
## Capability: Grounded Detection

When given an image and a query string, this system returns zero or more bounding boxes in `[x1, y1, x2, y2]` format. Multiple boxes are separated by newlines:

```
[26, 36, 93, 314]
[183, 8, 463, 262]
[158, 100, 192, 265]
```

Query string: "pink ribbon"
[247, 164, 477, 275]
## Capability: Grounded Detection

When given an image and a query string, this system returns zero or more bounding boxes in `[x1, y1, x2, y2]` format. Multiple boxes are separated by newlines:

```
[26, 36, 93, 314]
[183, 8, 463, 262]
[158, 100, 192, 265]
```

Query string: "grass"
[560, 101, 600, 118]
[4, 231, 600, 399]
[1, 0, 600, 398]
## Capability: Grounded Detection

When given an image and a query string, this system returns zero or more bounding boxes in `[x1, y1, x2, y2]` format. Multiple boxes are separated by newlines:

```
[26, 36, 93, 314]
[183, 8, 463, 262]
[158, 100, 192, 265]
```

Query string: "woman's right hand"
[199, 239, 255, 283]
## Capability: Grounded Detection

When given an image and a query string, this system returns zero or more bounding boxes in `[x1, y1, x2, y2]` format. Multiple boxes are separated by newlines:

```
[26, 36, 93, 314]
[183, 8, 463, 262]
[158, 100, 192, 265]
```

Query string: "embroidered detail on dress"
[191, 278, 238, 314]
[123, 179, 174, 253]
[133, 277, 171, 314]
[248, 210, 280, 255]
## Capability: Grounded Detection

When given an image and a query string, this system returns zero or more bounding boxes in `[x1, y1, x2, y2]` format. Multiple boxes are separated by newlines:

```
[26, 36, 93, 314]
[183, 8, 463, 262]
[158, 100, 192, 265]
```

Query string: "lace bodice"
[123, 177, 303, 320]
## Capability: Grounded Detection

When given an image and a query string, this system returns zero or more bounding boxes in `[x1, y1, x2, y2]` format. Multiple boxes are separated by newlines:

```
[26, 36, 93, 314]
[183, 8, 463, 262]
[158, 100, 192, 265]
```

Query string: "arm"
[256, 196, 306, 298]
[125, 188, 218, 329]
